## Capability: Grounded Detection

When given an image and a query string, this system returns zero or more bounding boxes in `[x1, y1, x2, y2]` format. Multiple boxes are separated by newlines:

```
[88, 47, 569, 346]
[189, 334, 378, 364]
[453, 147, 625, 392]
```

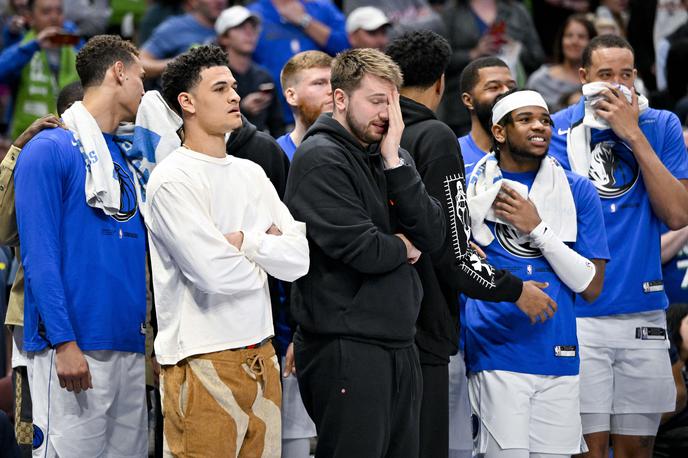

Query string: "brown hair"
[330, 48, 403, 94]
[76, 35, 139, 88]
[280, 50, 333, 90]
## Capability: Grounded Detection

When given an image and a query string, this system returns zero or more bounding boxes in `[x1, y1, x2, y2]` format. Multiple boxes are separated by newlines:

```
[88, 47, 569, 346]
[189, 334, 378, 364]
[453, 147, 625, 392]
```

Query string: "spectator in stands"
[345, 6, 390, 50]
[527, 14, 596, 111]
[531, 0, 591, 60]
[596, 0, 630, 37]
[247, 0, 348, 123]
[140, 0, 226, 79]
[651, 38, 688, 123]
[138, 0, 186, 45]
[216, 5, 285, 136]
[2, 0, 30, 49]
[62, 0, 109, 36]
[0, 0, 80, 140]
[343, 0, 445, 37]
[439, 0, 544, 136]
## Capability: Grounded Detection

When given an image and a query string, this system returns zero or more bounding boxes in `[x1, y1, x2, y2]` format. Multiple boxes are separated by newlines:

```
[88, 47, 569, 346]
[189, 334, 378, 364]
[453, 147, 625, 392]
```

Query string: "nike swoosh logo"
[558, 128, 569, 135]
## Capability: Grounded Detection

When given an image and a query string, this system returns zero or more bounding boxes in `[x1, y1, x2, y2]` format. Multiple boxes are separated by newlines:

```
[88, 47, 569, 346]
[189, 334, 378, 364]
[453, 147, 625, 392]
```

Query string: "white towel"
[62, 101, 121, 215]
[467, 153, 577, 246]
[567, 83, 649, 175]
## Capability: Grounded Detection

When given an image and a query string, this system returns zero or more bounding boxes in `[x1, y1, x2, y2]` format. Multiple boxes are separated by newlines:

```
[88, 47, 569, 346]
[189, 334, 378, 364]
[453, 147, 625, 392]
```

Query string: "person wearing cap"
[463, 88, 609, 457]
[217, 5, 285, 136]
[346, 6, 390, 50]
[246, 0, 348, 124]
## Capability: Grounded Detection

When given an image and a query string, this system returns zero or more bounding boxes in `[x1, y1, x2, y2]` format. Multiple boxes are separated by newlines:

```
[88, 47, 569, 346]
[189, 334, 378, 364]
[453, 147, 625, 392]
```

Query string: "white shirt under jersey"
[146, 146, 309, 365]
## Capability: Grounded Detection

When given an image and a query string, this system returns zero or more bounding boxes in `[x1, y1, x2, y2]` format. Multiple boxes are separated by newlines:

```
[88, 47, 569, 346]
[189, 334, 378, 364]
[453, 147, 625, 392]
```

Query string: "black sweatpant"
[419, 362, 449, 458]
[294, 331, 422, 458]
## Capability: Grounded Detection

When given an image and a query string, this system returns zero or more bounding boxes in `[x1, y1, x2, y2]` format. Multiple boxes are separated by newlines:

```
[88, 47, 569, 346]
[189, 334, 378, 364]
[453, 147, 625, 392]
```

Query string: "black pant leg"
[418, 362, 449, 458]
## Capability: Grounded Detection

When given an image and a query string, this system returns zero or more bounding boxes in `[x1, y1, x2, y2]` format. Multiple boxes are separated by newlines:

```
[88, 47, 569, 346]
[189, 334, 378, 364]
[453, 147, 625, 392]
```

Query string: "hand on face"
[380, 88, 404, 167]
[591, 83, 641, 143]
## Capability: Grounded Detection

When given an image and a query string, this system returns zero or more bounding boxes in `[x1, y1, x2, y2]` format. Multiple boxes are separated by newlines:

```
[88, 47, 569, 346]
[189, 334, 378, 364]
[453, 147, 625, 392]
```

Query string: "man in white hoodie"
[147, 44, 309, 457]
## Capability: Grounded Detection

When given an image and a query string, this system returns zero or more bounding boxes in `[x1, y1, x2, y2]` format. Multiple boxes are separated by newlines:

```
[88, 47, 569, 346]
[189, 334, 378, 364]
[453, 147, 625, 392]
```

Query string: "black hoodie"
[227, 115, 290, 198]
[400, 96, 523, 364]
[285, 114, 446, 346]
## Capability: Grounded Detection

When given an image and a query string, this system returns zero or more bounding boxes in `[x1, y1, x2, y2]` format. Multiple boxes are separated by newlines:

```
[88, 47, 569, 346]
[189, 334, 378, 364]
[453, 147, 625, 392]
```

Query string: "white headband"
[491, 90, 549, 125]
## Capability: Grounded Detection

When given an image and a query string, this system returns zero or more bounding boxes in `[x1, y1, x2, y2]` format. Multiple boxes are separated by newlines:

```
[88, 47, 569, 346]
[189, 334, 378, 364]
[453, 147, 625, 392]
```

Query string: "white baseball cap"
[215, 6, 261, 36]
[345, 6, 391, 34]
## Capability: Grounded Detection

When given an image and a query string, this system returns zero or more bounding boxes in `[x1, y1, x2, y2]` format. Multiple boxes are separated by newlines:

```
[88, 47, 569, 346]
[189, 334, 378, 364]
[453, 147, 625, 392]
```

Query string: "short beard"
[506, 136, 547, 164]
[296, 100, 326, 129]
[345, 109, 383, 145]
[474, 99, 494, 136]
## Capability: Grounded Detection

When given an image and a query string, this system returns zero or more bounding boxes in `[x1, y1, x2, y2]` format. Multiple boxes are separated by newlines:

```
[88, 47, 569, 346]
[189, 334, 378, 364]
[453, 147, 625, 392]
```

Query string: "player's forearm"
[661, 226, 688, 264]
[629, 134, 688, 229]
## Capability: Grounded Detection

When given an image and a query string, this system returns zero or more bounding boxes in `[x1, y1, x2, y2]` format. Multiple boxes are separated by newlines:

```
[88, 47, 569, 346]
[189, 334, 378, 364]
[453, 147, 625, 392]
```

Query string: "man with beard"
[458, 57, 517, 169]
[386, 31, 557, 458]
[548, 35, 688, 458]
[464, 88, 608, 457]
[284, 48, 445, 457]
[277, 50, 332, 161]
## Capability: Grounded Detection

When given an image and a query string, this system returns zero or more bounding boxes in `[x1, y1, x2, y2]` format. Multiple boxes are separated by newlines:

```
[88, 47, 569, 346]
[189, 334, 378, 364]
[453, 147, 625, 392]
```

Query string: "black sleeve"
[286, 162, 408, 275]
[384, 156, 446, 254]
[243, 134, 290, 199]
[415, 133, 523, 303]
[266, 92, 286, 138]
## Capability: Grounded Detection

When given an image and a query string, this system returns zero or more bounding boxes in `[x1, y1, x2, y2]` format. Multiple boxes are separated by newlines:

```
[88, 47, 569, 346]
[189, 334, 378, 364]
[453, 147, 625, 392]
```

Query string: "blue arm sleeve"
[0, 39, 40, 83]
[15, 137, 76, 346]
[320, 3, 349, 54]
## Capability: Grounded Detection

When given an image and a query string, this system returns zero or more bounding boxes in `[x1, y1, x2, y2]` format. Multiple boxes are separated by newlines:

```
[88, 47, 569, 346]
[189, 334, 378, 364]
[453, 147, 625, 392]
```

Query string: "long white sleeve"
[241, 173, 310, 282]
[147, 180, 266, 296]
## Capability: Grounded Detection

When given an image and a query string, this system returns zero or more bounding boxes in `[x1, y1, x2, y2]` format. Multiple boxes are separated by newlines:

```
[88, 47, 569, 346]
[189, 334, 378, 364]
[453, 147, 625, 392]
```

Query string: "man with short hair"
[216, 5, 285, 136]
[276, 50, 332, 160]
[140, 0, 227, 78]
[386, 31, 556, 458]
[15, 35, 147, 457]
[285, 47, 446, 457]
[464, 87, 608, 458]
[151, 44, 309, 456]
[549, 34, 688, 458]
[345, 6, 390, 50]
[0, 0, 80, 140]
[458, 57, 517, 167]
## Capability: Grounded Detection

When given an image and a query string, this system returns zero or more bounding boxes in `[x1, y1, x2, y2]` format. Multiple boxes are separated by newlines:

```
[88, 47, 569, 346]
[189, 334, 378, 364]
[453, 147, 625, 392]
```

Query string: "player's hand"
[266, 224, 282, 236]
[515, 280, 558, 324]
[55, 341, 92, 393]
[14, 115, 64, 149]
[240, 92, 272, 116]
[493, 184, 542, 234]
[224, 231, 244, 250]
[395, 233, 421, 264]
[283, 342, 296, 378]
[380, 89, 404, 168]
[592, 84, 642, 144]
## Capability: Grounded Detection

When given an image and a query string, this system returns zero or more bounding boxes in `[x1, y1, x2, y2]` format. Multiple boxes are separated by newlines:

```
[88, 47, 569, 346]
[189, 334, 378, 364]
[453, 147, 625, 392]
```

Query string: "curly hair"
[161, 45, 229, 116]
[76, 35, 139, 88]
[385, 30, 451, 89]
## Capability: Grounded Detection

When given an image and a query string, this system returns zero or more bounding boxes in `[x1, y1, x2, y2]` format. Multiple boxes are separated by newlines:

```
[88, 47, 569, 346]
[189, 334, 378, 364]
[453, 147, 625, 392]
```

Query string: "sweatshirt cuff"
[384, 164, 421, 196]
[500, 271, 524, 303]
[241, 230, 265, 260]
[2, 145, 21, 171]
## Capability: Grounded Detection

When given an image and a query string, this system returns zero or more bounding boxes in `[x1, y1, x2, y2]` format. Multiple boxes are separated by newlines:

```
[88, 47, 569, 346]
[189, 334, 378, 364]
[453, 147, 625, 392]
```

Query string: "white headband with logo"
[491, 90, 549, 125]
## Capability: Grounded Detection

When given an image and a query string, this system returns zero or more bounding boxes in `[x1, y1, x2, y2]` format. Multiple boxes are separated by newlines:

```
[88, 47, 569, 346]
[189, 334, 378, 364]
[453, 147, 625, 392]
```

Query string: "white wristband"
[529, 221, 596, 293]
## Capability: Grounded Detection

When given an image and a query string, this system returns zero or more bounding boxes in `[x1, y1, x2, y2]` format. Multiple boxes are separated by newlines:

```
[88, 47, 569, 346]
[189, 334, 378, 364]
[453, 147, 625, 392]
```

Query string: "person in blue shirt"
[247, 0, 348, 123]
[548, 34, 688, 458]
[140, 0, 226, 79]
[464, 88, 609, 457]
[449, 55, 516, 458]
[276, 50, 332, 160]
[14, 35, 147, 457]
[661, 226, 688, 305]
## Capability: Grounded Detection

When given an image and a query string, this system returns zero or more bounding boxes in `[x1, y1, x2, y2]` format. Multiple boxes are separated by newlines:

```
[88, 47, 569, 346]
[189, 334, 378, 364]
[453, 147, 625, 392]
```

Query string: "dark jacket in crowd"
[285, 114, 445, 346]
[400, 96, 523, 364]
[227, 114, 290, 199]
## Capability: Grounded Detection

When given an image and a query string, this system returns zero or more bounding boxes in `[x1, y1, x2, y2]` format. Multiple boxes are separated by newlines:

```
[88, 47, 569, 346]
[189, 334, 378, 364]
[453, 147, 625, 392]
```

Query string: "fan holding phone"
[0, 0, 81, 140]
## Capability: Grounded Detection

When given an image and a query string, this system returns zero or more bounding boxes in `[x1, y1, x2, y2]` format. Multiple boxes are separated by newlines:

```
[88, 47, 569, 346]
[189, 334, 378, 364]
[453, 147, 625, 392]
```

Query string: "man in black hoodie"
[386, 31, 558, 458]
[284, 48, 445, 458]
